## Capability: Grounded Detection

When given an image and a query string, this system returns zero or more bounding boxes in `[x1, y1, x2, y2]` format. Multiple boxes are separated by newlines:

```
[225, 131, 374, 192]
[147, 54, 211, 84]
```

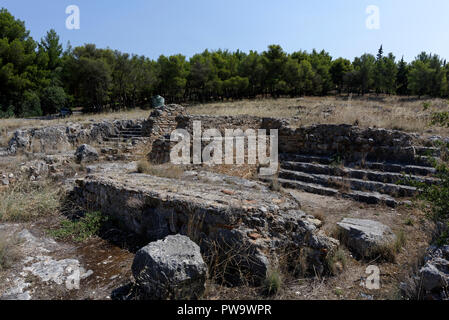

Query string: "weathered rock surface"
[75, 144, 99, 163]
[337, 218, 396, 258]
[132, 235, 207, 300]
[86, 161, 138, 174]
[420, 245, 449, 293]
[74, 171, 339, 283]
[7, 120, 147, 154]
[0, 226, 93, 300]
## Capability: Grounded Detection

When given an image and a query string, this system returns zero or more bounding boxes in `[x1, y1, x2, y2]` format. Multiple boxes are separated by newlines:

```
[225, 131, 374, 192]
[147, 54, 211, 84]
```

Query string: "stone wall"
[7, 120, 145, 154]
[277, 124, 422, 163]
[145, 104, 426, 166]
[74, 172, 339, 283]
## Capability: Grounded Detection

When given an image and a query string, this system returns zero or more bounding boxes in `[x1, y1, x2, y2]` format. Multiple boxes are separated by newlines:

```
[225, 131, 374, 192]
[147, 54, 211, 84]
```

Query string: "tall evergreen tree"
[396, 57, 409, 95]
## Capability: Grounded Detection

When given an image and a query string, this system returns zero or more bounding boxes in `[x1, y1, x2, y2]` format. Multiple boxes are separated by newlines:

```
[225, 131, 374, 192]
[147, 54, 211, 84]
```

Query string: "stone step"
[281, 161, 438, 185]
[414, 146, 441, 157]
[118, 129, 143, 134]
[278, 169, 418, 198]
[107, 133, 143, 138]
[262, 177, 399, 207]
[361, 161, 436, 176]
[279, 153, 436, 176]
[280, 153, 334, 165]
[103, 136, 147, 142]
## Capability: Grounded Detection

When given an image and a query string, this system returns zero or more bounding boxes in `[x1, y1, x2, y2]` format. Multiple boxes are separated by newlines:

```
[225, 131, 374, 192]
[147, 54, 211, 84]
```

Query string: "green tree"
[40, 85, 67, 114]
[330, 58, 353, 93]
[298, 60, 315, 95]
[77, 57, 112, 112]
[40, 29, 62, 71]
[408, 60, 432, 98]
[20, 90, 42, 117]
[239, 51, 265, 98]
[262, 45, 288, 97]
[382, 53, 397, 94]
[157, 54, 188, 102]
[0, 8, 41, 117]
[396, 57, 409, 95]
[374, 45, 384, 94]
[308, 49, 333, 95]
[353, 54, 376, 95]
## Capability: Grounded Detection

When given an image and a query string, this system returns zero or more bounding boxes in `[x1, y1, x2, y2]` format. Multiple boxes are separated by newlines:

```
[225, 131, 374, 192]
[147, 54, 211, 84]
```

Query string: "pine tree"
[396, 57, 409, 95]
[374, 45, 385, 94]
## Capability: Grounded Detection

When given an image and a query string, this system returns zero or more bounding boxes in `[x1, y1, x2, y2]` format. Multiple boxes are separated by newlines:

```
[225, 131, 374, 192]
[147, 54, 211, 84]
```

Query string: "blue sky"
[2, 0, 449, 62]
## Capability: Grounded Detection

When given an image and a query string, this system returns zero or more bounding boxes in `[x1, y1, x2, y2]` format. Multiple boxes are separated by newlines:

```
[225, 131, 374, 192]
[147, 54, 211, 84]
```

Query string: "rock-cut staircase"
[264, 147, 440, 207]
[101, 123, 149, 160]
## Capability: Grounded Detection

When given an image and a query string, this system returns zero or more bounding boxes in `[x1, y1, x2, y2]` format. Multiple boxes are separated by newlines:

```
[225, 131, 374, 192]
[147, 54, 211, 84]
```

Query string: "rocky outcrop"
[74, 171, 339, 284]
[336, 218, 396, 259]
[420, 245, 449, 294]
[0, 226, 93, 300]
[7, 120, 147, 154]
[75, 144, 99, 163]
[132, 235, 207, 300]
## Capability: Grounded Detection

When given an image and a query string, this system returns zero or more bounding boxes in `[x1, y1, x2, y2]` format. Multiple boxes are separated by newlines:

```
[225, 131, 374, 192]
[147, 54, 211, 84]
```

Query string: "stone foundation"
[74, 171, 339, 283]
[145, 104, 429, 166]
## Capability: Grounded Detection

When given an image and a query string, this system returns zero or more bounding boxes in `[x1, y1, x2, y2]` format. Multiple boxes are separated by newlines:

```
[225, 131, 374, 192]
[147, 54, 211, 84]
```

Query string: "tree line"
[1, 8, 449, 118]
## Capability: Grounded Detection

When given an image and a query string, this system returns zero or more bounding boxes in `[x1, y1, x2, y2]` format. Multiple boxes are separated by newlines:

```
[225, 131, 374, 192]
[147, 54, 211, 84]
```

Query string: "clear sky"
[2, 0, 449, 62]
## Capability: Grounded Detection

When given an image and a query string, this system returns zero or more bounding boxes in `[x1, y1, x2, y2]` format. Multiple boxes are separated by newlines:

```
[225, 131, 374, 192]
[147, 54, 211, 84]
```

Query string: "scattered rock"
[419, 245, 449, 293]
[420, 259, 449, 292]
[75, 144, 99, 163]
[336, 218, 396, 258]
[132, 235, 208, 300]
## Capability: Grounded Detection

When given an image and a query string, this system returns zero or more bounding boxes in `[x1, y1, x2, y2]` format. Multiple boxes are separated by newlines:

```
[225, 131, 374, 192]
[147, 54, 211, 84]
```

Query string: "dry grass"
[0, 178, 62, 222]
[187, 95, 449, 136]
[0, 108, 150, 133]
[136, 160, 184, 179]
[0, 234, 20, 271]
[263, 267, 283, 296]
[0, 127, 12, 148]
[2, 96, 448, 141]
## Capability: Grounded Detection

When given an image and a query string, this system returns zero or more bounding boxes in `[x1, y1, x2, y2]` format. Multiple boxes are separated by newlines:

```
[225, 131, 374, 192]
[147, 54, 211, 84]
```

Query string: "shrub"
[422, 101, 431, 111]
[418, 164, 449, 220]
[0, 105, 15, 119]
[263, 268, 282, 296]
[431, 111, 449, 127]
[49, 211, 107, 242]
[326, 248, 347, 275]
[41, 86, 68, 115]
[20, 90, 42, 118]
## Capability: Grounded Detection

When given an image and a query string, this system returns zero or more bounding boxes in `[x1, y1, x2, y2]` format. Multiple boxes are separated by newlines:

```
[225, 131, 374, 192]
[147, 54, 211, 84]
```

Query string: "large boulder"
[132, 235, 208, 300]
[75, 144, 99, 163]
[336, 218, 396, 259]
[420, 245, 449, 293]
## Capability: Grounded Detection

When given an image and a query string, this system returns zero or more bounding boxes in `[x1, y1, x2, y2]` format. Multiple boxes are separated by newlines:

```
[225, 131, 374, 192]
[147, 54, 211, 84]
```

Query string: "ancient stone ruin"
[2, 103, 449, 300]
